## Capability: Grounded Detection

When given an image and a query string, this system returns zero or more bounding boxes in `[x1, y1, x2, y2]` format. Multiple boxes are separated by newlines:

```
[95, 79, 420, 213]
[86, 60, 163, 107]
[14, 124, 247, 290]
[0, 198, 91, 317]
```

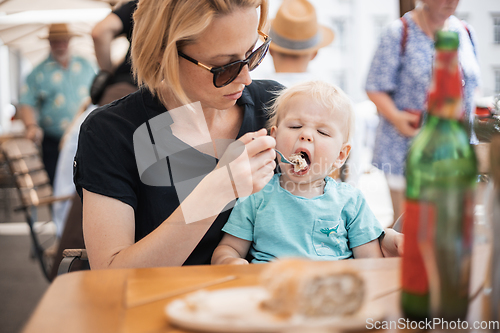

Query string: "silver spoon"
[274, 149, 294, 165]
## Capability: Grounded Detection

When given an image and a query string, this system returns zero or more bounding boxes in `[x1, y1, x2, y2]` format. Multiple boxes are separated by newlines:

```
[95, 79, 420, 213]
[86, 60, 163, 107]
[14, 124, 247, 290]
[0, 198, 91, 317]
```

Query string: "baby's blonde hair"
[132, 0, 268, 107]
[267, 81, 355, 144]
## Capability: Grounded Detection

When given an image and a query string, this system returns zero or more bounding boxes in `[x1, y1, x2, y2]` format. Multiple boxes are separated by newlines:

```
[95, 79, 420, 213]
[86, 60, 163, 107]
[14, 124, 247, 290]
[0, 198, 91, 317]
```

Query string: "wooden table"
[22, 246, 490, 333]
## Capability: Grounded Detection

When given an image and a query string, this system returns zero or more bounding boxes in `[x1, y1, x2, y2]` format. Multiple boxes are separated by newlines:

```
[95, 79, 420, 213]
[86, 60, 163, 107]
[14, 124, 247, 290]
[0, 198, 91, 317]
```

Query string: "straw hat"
[40, 23, 80, 41]
[269, 0, 334, 55]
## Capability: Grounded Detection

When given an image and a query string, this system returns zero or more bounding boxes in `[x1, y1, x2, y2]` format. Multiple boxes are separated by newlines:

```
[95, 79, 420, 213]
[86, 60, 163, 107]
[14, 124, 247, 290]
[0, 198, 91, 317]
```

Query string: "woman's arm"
[83, 170, 234, 268]
[352, 239, 384, 259]
[83, 129, 276, 269]
[91, 12, 123, 72]
[212, 234, 251, 265]
[366, 91, 420, 138]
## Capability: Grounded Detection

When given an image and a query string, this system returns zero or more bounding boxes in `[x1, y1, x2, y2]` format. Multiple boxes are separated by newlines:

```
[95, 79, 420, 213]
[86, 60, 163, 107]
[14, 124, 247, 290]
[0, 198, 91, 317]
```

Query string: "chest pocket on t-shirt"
[312, 219, 348, 257]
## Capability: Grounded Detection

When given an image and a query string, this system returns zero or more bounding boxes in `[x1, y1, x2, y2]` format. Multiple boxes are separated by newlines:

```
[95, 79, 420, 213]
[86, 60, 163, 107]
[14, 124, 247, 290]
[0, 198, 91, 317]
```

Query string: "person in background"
[212, 81, 393, 265]
[17, 23, 96, 185]
[90, 0, 138, 106]
[365, 0, 480, 224]
[256, 0, 334, 88]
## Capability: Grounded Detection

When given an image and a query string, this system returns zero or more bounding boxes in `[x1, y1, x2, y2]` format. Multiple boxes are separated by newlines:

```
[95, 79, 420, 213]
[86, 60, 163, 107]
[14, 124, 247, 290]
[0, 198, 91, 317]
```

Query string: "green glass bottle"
[401, 31, 478, 321]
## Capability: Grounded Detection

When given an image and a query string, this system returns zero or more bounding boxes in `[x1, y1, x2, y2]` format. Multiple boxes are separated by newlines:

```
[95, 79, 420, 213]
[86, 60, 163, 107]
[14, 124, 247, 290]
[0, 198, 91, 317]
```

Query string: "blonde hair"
[267, 81, 355, 144]
[132, 0, 268, 106]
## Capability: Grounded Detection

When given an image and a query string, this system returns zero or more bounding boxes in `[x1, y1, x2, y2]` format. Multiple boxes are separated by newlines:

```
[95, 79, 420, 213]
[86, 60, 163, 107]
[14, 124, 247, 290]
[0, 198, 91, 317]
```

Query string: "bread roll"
[260, 258, 365, 318]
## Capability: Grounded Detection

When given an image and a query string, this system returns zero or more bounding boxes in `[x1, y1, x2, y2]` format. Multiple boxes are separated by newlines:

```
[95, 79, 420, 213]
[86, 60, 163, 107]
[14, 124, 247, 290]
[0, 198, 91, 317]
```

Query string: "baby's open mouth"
[289, 151, 310, 173]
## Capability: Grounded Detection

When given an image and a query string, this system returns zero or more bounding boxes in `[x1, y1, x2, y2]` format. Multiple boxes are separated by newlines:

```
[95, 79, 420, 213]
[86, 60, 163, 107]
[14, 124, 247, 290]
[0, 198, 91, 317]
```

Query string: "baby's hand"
[220, 257, 249, 265]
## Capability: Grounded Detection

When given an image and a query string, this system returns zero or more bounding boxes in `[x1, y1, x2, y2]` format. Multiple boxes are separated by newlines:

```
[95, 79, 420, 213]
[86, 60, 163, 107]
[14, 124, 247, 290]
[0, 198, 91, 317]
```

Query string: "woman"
[365, 0, 480, 223]
[76, 0, 402, 269]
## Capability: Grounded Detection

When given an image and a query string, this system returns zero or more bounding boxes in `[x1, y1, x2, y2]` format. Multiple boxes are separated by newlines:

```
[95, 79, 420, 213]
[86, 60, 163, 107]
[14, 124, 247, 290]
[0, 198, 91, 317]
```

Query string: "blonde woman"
[75, 0, 281, 269]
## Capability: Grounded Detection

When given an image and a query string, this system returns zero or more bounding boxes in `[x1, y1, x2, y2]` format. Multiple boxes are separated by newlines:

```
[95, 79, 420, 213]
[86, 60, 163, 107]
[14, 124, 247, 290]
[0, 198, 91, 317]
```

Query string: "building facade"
[456, 0, 500, 96]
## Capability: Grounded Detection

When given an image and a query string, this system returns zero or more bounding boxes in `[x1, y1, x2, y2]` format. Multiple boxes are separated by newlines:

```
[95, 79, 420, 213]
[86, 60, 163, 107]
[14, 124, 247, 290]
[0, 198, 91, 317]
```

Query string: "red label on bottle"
[427, 50, 463, 120]
[401, 200, 435, 295]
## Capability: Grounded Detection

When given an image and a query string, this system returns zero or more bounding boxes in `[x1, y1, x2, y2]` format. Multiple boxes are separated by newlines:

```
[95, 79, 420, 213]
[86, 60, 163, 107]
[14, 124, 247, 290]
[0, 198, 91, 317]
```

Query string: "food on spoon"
[259, 258, 365, 318]
[289, 153, 308, 172]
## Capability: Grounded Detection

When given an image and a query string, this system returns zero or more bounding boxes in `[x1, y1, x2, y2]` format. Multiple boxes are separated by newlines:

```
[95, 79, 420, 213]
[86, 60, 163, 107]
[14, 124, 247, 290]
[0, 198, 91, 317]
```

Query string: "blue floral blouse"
[365, 12, 481, 176]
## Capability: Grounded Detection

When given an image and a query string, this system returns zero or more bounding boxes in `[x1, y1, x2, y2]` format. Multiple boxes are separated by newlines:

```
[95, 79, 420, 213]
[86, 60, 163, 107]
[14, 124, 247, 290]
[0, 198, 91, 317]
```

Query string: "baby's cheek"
[321, 154, 341, 173]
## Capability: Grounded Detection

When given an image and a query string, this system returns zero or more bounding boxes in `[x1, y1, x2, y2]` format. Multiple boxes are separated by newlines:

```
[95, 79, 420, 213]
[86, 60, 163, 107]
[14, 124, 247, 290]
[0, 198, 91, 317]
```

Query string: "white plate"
[165, 286, 385, 333]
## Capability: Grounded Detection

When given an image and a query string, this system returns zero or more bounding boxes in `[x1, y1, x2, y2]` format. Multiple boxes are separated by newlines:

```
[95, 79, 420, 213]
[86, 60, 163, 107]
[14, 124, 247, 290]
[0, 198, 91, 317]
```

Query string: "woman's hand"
[391, 111, 420, 137]
[366, 91, 419, 137]
[217, 128, 276, 198]
[380, 228, 404, 257]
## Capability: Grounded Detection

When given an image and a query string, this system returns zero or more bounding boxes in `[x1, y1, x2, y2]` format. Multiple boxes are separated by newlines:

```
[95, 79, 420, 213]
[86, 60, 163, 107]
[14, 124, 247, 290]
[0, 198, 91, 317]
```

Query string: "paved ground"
[0, 234, 50, 333]
[0, 188, 51, 333]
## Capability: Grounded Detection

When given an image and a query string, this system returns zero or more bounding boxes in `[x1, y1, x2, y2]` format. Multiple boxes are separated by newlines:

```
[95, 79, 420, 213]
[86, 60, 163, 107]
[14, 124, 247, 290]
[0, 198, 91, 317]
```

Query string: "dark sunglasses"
[178, 31, 271, 88]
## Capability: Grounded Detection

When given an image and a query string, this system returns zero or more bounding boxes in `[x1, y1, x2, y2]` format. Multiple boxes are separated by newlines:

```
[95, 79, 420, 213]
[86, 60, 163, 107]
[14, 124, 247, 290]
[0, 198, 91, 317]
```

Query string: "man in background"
[17, 23, 96, 185]
[257, 0, 334, 87]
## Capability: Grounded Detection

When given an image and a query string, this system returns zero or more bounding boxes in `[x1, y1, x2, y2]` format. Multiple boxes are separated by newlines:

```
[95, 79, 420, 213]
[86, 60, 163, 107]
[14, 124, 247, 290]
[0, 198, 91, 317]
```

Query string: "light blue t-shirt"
[222, 174, 384, 263]
[19, 54, 96, 138]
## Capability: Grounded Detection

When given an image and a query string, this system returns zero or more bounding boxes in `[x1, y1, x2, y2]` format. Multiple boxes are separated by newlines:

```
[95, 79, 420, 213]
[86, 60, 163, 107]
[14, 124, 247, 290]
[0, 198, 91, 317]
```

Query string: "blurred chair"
[57, 248, 88, 277]
[50, 193, 89, 280]
[0, 149, 16, 220]
[1, 138, 73, 281]
[0, 133, 23, 220]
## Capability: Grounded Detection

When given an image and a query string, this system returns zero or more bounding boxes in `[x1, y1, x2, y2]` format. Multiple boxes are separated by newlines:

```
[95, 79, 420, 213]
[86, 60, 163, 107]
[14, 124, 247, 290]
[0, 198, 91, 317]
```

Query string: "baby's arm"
[352, 239, 384, 258]
[212, 233, 252, 265]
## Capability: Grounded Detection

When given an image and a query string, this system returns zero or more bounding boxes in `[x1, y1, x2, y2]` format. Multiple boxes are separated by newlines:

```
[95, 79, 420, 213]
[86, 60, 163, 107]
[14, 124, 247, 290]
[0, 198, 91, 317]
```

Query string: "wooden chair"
[0, 150, 16, 220]
[50, 193, 89, 280]
[1, 138, 73, 281]
[57, 249, 89, 276]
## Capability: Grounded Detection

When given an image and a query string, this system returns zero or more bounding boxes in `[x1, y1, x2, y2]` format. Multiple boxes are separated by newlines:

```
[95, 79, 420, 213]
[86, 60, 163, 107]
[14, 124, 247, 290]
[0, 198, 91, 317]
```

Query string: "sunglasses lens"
[248, 43, 269, 71]
[213, 39, 270, 88]
[214, 63, 242, 87]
